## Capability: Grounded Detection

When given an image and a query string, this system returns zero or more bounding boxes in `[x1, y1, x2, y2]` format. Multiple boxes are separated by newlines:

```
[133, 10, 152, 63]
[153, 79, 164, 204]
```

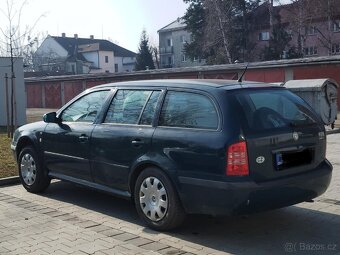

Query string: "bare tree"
[313, 0, 340, 54]
[203, 0, 234, 64]
[0, 0, 44, 137]
[281, 0, 336, 56]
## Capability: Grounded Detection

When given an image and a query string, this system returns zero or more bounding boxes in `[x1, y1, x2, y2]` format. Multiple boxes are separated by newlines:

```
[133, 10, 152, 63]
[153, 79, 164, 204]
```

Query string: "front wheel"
[18, 146, 51, 193]
[134, 167, 185, 231]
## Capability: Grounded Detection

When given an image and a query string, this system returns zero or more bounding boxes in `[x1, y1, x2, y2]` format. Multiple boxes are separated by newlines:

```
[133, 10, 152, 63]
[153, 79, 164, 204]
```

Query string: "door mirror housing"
[43, 112, 60, 123]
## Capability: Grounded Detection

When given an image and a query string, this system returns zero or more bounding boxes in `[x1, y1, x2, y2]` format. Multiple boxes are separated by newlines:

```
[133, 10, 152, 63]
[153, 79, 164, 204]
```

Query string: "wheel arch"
[129, 162, 159, 195]
[128, 161, 180, 199]
[16, 136, 38, 160]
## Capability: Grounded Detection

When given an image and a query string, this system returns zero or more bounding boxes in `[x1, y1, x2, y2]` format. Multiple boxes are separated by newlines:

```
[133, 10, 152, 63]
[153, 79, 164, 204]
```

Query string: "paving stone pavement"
[0, 134, 339, 255]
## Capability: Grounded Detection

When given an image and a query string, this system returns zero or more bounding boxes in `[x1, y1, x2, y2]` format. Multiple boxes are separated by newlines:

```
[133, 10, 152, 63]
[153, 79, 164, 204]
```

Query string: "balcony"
[160, 46, 174, 54]
[160, 64, 173, 68]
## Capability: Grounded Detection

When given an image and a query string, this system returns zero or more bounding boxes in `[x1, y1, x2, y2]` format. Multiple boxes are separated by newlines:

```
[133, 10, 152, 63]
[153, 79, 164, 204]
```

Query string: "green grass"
[0, 129, 17, 178]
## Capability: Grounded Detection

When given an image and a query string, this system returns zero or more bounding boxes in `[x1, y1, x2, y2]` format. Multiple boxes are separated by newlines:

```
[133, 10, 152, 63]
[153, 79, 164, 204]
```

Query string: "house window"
[167, 38, 173, 47]
[180, 35, 186, 44]
[332, 43, 340, 54]
[259, 32, 270, 41]
[306, 26, 317, 35]
[105, 56, 109, 63]
[168, 56, 173, 65]
[181, 54, 187, 62]
[115, 64, 119, 73]
[193, 56, 198, 62]
[304, 46, 318, 56]
[333, 21, 340, 32]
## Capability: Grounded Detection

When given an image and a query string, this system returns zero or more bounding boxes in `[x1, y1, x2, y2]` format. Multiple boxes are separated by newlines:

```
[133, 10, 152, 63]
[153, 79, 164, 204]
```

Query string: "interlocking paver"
[157, 246, 185, 255]
[128, 237, 153, 247]
[0, 133, 339, 254]
[113, 232, 139, 242]
[86, 224, 112, 233]
[139, 242, 169, 251]
[100, 228, 124, 237]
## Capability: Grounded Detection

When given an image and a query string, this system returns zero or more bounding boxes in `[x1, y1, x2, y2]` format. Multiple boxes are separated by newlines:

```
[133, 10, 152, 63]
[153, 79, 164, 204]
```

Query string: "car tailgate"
[246, 125, 326, 182]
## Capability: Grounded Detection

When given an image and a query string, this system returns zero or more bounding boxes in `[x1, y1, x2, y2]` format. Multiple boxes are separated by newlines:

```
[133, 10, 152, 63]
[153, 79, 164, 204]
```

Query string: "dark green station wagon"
[11, 79, 332, 230]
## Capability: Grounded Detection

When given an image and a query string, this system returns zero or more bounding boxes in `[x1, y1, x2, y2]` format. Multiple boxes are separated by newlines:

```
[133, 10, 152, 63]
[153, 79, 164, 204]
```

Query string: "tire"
[134, 167, 186, 231]
[18, 146, 51, 193]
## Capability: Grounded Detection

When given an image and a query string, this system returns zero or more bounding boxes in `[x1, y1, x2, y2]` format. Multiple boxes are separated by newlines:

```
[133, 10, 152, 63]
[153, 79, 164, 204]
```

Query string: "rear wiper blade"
[289, 121, 316, 127]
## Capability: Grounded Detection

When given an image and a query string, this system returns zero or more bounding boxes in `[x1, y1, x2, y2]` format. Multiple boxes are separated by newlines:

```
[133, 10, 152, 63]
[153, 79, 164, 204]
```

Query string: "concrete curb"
[326, 128, 340, 135]
[0, 176, 20, 186]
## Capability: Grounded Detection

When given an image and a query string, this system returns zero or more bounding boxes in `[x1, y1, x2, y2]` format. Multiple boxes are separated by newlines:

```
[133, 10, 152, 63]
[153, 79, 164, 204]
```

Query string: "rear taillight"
[226, 141, 249, 176]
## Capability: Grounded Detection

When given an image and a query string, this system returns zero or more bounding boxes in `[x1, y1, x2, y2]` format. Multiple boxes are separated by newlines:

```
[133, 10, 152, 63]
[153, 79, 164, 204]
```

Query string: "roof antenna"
[238, 62, 249, 83]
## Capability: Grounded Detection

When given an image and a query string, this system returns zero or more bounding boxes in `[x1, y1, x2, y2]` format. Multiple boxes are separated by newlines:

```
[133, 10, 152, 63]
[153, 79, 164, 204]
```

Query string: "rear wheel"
[134, 167, 185, 231]
[18, 146, 51, 193]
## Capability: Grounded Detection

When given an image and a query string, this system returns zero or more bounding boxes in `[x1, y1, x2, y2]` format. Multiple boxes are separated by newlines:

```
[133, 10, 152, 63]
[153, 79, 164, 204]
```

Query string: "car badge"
[256, 156, 265, 164]
[293, 132, 299, 141]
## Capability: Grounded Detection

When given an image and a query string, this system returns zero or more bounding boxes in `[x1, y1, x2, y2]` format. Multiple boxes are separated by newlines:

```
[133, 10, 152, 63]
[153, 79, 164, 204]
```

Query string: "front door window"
[61, 90, 109, 123]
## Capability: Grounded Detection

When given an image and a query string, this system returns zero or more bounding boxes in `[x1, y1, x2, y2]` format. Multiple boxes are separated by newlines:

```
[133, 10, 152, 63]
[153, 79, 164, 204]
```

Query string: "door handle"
[131, 139, 144, 146]
[79, 135, 89, 142]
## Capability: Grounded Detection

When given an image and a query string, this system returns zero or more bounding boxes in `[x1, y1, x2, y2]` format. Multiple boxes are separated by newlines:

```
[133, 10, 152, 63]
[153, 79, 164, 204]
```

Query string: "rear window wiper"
[289, 121, 316, 127]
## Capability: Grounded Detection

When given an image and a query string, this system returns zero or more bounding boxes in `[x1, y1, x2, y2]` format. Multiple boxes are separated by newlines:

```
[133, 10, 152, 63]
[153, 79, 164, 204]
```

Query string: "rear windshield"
[234, 88, 319, 132]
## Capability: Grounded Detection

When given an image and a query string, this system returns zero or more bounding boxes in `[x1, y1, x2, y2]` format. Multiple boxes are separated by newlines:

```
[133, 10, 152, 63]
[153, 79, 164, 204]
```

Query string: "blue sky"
[20, 0, 189, 52]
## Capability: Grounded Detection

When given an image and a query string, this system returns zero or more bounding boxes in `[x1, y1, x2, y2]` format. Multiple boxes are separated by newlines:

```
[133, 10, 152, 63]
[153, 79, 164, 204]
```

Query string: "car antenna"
[238, 62, 249, 83]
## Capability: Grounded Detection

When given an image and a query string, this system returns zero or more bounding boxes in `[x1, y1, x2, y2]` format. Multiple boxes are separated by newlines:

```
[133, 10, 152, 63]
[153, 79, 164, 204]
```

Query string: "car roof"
[93, 79, 282, 91]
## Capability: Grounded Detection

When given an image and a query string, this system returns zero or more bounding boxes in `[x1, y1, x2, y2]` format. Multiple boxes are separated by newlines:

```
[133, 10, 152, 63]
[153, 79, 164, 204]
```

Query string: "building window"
[115, 64, 118, 72]
[193, 56, 198, 62]
[259, 32, 270, 41]
[105, 56, 109, 63]
[181, 54, 187, 62]
[306, 26, 317, 35]
[333, 21, 340, 32]
[180, 35, 186, 44]
[332, 43, 340, 54]
[304, 46, 318, 56]
[167, 38, 173, 47]
[168, 56, 172, 65]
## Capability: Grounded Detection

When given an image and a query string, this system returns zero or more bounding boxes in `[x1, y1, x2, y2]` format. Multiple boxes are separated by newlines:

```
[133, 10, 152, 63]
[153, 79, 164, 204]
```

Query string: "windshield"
[235, 88, 319, 132]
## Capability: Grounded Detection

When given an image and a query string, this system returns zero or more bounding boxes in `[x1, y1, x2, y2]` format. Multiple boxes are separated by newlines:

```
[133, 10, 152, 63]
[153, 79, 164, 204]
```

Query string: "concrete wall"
[98, 51, 114, 73]
[115, 56, 135, 73]
[83, 52, 99, 68]
[0, 57, 26, 126]
[159, 29, 205, 68]
[35, 36, 68, 58]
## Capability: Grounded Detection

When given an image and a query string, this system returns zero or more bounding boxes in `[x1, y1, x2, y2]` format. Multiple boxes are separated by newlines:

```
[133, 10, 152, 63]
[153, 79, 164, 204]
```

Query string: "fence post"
[13, 74, 17, 130]
[5, 73, 10, 138]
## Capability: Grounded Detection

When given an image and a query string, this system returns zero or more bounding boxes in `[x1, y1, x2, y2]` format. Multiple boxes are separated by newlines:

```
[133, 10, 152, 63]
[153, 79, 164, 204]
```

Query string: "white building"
[34, 34, 136, 74]
[158, 18, 205, 68]
[0, 57, 26, 126]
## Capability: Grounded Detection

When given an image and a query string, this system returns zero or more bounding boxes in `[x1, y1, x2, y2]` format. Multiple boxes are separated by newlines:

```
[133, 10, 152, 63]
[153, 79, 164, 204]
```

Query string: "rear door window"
[159, 91, 218, 130]
[235, 89, 318, 131]
[104, 89, 161, 125]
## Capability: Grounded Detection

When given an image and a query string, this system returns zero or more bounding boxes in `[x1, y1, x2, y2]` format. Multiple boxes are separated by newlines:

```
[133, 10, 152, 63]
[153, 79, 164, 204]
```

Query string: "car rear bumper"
[178, 160, 332, 216]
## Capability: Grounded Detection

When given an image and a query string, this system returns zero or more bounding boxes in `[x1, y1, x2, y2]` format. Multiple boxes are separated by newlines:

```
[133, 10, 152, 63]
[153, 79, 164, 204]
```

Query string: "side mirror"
[43, 112, 60, 123]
